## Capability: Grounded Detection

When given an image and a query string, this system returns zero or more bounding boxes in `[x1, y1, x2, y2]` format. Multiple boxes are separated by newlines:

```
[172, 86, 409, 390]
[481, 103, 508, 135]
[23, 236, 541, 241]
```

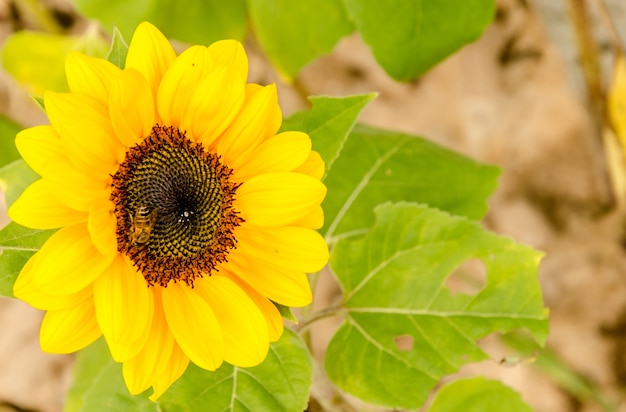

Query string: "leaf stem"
[296, 305, 344, 332]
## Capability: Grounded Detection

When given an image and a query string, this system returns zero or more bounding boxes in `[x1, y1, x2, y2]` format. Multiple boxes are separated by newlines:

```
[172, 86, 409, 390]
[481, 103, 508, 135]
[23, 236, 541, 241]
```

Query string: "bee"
[129, 205, 158, 246]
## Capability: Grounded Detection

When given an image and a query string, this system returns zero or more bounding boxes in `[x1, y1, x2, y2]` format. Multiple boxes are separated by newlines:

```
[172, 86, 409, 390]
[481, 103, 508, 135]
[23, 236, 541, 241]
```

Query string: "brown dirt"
[2, 0, 626, 411]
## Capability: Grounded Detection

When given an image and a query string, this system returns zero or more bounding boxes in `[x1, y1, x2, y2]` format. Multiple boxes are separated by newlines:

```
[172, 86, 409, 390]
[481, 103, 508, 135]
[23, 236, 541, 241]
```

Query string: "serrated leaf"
[0, 222, 55, 251]
[248, 0, 354, 78]
[64, 338, 156, 412]
[1, 29, 108, 95]
[0, 250, 33, 298]
[344, 0, 496, 80]
[0, 222, 55, 298]
[72, 0, 247, 45]
[107, 26, 129, 69]
[427, 377, 532, 412]
[282, 94, 376, 173]
[0, 115, 22, 168]
[160, 329, 311, 411]
[0, 159, 39, 207]
[66, 329, 311, 412]
[325, 202, 547, 409]
[323, 125, 499, 243]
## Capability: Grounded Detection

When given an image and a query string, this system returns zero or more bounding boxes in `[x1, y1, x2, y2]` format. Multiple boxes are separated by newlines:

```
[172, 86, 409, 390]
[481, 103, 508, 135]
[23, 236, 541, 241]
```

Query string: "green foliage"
[71, 0, 247, 45]
[0, 116, 22, 168]
[0, 160, 39, 207]
[247, 0, 354, 77]
[64, 338, 156, 412]
[325, 202, 547, 409]
[248, 0, 495, 79]
[282, 94, 377, 174]
[1, 29, 108, 95]
[0, 160, 49, 298]
[427, 377, 533, 412]
[0, 223, 55, 298]
[343, 0, 496, 80]
[106, 26, 129, 69]
[322, 125, 500, 243]
[0, 250, 33, 298]
[65, 329, 311, 412]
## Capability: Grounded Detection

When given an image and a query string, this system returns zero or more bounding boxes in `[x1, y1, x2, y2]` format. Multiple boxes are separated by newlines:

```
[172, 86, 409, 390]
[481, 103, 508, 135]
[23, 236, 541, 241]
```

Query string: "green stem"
[297, 305, 343, 332]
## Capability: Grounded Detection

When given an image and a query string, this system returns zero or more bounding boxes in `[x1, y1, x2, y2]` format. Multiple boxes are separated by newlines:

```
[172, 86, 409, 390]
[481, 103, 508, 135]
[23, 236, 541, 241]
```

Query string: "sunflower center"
[110, 125, 243, 287]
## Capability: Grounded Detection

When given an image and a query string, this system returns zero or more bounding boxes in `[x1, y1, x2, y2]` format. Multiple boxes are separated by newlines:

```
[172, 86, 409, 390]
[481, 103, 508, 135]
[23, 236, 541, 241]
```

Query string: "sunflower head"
[9, 22, 328, 400]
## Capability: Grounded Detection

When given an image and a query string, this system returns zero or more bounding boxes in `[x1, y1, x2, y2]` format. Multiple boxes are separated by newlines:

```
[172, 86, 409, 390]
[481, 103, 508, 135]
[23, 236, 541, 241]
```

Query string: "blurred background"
[2, 0, 626, 411]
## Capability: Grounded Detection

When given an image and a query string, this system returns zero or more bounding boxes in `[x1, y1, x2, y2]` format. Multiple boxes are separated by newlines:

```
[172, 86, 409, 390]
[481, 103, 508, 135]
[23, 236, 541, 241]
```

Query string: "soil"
[1, 0, 626, 411]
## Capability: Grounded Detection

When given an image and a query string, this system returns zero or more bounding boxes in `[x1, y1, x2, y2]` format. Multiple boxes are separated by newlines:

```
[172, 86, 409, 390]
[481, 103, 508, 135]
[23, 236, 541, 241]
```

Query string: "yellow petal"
[207, 40, 248, 84]
[184, 64, 245, 146]
[157, 45, 213, 130]
[31, 223, 115, 295]
[13, 253, 93, 311]
[222, 252, 312, 307]
[45, 91, 123, 178]
[235, 225, 329, 273]
[226, 273, 284, 342]
[109, 68, 155, 147]
[216, 84, 281, 165]
[65, 52, 120, 104]
[126, 22, 176, 102]
[15, 126, 63, 176]
[40, 296, 101, 353]
[294, 150, 325, 180]
[93, 255, 153, 361]
[235, 172, 327, 227]
[291, 205, 324, 229]
[88, 199, 118, 256]
[149, 343, 189, 401]
[162, 282, 224, 371]
[8, 179, 87, 229]
[45, 155, 109, 212]
[195, 275, 268, 367]
[123, 289, 175, 395]
[233, 131, 312, 181]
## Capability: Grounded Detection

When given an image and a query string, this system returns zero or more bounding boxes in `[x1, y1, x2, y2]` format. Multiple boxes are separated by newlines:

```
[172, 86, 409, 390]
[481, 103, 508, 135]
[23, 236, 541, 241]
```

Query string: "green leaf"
[0, 160, 45, 298]
[150, 0, 247, 45]
[0, 222, 55, 251]
[248, 0, 354, 77]
[325, 202, 548, 409]
[106, 26, 129, 69]
[344, 0, 496, 80]
[0, 250, 33, 298]
[1, 29, 108, 95]
[428, 377, 533, 412]
[64, 338, 156, 412]
[0, 159, 39, 207]
[160, 329, 312, 411]
[0, 223, 55, 298]
[66, 329, 311, 412]
[72, 0, 248, 45]
[0, 116, 22, 168]
[322, 125, 499, 243]
[282, 94, 376, 173]
[272, 301, 298, 323]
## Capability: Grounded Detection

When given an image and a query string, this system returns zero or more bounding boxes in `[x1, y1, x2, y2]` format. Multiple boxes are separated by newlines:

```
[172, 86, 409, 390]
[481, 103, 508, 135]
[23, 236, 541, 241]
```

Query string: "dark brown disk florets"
[110, 125, 243, 287]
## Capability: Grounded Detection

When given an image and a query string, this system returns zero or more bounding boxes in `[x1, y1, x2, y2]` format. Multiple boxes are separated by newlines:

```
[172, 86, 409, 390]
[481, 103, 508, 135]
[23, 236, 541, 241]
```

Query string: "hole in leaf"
[393, 335, 414, 351]
[445, 258, 487, 296]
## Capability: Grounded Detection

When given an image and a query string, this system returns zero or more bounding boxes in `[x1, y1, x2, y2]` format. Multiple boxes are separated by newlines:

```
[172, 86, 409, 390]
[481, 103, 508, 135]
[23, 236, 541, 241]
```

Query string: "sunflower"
[8, 22, 328, 399]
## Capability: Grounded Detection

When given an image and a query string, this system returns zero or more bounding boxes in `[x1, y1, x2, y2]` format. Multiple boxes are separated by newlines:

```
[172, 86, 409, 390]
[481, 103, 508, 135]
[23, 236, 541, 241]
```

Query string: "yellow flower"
[9, 22, 328, 400]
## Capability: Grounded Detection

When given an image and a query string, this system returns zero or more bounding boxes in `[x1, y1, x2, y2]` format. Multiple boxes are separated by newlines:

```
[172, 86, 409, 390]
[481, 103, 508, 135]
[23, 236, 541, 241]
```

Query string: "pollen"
[110, 125, 243, 287]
